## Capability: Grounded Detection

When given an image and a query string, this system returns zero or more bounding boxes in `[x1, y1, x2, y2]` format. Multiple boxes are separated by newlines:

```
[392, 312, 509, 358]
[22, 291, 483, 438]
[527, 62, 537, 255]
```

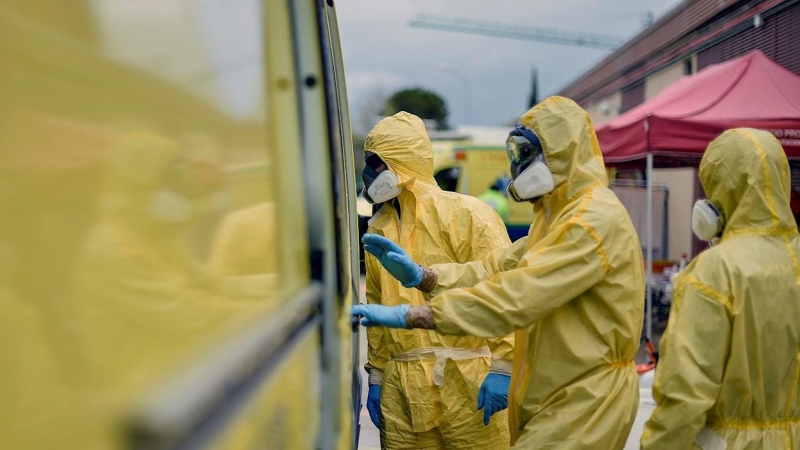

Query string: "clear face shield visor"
[505, 124, 554, 202]
[506, 136, 545, 169]
[505, 124, 544, 175]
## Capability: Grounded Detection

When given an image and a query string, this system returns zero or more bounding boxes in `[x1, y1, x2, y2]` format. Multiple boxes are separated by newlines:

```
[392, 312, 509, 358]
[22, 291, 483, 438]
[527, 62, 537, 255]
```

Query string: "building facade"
[559, 0, 800, 258]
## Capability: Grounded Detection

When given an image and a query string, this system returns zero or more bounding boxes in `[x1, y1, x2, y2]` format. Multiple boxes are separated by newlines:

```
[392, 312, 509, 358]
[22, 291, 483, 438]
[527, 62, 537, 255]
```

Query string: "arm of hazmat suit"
[640, 271, 732, 449]
[425, 236, 529, 299]
[429, 220, 607, 338]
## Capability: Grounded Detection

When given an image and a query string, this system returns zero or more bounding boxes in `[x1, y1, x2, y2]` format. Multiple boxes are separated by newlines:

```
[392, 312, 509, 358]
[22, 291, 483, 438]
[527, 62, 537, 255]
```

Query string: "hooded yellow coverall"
[364, 112, 514, 449]
[422, 97, 644, 448]
[641, 128, 800, 449]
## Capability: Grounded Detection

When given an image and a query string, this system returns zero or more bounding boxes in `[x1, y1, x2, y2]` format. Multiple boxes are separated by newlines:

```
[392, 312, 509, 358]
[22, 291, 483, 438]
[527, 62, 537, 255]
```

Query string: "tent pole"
[646, 152, 654, 342]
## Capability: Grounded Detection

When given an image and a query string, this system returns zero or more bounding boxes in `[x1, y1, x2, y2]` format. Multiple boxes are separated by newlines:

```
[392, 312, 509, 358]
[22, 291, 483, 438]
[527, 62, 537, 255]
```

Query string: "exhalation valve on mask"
[507, 161, 555, 203]
[364, 170, 402, 204]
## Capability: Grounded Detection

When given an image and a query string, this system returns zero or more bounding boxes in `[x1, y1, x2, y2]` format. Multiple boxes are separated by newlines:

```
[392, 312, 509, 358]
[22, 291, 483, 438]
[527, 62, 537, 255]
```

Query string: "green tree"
[382, 88, 449, 130]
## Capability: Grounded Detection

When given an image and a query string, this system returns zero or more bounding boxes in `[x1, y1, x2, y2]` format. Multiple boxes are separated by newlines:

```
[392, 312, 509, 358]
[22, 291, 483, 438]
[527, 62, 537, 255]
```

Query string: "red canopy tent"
[597, 50, 800, 165]
[594, 50, 800, 340]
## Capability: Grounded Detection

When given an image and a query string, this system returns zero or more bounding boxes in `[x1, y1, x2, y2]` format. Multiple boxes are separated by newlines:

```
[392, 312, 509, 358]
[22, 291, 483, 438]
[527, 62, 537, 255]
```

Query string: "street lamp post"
[439, 62, 472, 125]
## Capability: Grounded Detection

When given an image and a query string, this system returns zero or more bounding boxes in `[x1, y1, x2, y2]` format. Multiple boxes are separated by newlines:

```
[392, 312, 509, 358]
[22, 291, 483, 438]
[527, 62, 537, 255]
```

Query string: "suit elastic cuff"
[405, 305, 435, 330]
[490, 358, 513, 376]
[368, 368, 384, 385]
[416, 266, 438, 293]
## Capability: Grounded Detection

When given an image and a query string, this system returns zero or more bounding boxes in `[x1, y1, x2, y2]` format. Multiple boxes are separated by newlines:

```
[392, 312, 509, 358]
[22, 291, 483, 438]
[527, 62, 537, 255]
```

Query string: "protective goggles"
[364, 152, 386, 171]
[505, 123, 543, 165]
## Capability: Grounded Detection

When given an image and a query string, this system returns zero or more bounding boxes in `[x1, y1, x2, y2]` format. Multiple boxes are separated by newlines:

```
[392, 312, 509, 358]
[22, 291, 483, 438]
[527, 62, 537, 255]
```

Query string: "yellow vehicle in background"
[356, 128, 521, 272]
[0, 1, 360, 449]
[431, 138, 535, 241]
[428, 129, 472, 192]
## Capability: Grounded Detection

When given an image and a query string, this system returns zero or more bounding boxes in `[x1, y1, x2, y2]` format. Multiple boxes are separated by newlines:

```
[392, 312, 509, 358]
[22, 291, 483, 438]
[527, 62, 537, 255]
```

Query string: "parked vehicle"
[0, 1, 360, 448]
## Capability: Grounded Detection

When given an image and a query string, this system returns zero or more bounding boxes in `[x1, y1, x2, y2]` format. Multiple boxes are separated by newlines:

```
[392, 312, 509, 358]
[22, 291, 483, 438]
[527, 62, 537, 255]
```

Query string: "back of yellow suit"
[364, 112, 514, 449]
[641, 128, 800, 449]
[422, 97, 644, 448]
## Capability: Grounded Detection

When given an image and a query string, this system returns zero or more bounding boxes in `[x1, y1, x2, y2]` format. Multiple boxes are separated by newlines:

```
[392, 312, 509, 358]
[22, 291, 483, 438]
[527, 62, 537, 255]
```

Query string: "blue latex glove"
[477, 372, 511, 425]
[352, 304, 410, 328]
[362, 234, 423, 288]
[366, 383, 382, 427]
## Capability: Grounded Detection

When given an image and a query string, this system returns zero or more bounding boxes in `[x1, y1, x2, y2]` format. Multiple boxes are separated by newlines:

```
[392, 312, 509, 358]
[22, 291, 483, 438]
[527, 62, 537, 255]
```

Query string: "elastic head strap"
[512, 123, 542, 151]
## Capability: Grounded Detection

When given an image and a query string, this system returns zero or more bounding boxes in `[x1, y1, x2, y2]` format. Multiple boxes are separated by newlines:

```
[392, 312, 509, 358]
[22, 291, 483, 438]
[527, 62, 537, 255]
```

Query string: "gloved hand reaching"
[366, 383, 382, 427]
[362, 234, 423, 288]
[352, 304, 410, 328]
[477, 372, 511, 425]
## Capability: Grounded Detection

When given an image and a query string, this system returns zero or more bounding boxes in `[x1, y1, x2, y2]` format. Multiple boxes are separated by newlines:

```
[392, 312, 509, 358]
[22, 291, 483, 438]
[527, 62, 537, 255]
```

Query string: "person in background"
[641, 128, 800, 449]
[360, 112, 514, 449]
[478, 177, 510, 222]
[354, 97, 644, 449]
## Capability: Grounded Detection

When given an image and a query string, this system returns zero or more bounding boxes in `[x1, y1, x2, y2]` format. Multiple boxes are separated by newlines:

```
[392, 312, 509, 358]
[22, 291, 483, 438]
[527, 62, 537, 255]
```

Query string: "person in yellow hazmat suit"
[641, 128, 800, 449]
[353, 97, 644, 449]
[359, 111, 515, 449]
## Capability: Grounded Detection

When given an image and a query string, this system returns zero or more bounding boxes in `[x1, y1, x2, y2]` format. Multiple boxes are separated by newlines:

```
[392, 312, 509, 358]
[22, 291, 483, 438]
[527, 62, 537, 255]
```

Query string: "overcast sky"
[336, 0, 683, 134]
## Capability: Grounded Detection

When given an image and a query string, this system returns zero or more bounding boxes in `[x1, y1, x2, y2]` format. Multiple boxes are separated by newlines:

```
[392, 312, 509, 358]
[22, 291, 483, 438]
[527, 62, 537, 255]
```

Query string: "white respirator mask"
[506, 161, 555, 202]
[691, 199, 724, 242]
[365, 170, 402, 204]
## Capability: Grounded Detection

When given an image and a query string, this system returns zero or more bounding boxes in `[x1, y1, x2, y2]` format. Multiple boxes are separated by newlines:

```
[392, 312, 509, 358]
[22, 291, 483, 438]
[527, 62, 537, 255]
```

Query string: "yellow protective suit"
[424, 97, 644, 448]
[364, 112, 514, 449]
[641, 128, 800, 449]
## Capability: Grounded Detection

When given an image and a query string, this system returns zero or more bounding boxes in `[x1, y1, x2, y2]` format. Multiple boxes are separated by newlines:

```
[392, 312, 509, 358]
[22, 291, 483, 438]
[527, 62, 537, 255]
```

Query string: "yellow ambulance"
[0, 1, 360, 449]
